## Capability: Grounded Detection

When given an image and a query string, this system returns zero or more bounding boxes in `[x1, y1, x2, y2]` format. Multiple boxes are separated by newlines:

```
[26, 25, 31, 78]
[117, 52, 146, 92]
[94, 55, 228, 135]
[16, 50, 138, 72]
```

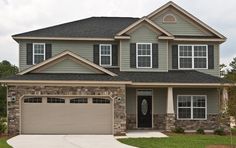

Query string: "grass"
[0, 137, 11, 148]
[118, 134, 236, 148]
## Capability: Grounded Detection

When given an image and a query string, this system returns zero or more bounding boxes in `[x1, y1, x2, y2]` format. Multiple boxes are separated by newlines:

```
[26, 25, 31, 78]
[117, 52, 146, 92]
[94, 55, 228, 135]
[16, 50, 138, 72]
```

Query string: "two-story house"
[1, 1, 231, 136]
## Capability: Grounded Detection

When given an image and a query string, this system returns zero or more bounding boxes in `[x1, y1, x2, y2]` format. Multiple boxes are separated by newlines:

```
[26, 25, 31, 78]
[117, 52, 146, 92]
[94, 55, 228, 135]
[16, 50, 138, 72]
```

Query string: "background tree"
[0, 60, 18, 117]
[229, 57, 236, 71]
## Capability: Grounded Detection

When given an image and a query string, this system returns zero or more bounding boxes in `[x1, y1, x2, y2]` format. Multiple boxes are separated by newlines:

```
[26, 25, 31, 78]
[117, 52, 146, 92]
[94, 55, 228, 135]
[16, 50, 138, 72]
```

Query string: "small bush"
[231, 128, 236, 135]
[0, 118, 7, 135]
[214, 128, 225, 136]
[172, 127, 185, 133]
[196, 128, 205, 134]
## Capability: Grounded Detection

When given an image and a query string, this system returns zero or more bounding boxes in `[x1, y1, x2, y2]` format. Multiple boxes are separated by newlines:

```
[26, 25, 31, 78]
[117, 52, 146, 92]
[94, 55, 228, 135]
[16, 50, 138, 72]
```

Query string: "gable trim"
[18, 51, 117, 76]
[116, 17, 173, 37]
[146, 1, 226, 40]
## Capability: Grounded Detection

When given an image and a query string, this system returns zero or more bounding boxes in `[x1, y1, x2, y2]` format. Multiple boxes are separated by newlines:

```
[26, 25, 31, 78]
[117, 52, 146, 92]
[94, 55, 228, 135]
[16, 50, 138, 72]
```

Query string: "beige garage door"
[21, 97, 112, 134]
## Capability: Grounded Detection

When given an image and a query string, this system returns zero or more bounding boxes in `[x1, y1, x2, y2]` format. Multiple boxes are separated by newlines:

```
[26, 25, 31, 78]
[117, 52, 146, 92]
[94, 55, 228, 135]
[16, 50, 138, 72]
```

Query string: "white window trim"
[33, 43, 46, 65]
[99, 44, 112, 66]
[178, 44, 208, 70]
[177, 95, 207, 120]
[136, 43, 152, 68]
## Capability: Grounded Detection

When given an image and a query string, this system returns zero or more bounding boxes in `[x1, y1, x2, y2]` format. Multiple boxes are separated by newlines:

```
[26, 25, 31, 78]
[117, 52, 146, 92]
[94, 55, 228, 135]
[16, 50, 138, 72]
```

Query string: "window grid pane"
[24, 97, 42, 103]
[194, 58, 207, 68]
[180, 58, 192, 68]
[70, 98, 88, 104]
[93, 98, 110, 104]
[47, 98, 65, 103]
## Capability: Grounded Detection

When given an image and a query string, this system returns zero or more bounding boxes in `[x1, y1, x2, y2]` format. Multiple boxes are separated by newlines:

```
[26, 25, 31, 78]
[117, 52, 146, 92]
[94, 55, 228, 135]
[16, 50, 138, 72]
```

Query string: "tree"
[0, 60, 18, 117]
[229, 57, 236, 71]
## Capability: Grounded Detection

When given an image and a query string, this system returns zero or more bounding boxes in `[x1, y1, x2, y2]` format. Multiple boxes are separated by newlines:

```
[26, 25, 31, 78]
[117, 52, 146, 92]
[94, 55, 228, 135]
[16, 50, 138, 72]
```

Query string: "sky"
[0, 0, 236, 67]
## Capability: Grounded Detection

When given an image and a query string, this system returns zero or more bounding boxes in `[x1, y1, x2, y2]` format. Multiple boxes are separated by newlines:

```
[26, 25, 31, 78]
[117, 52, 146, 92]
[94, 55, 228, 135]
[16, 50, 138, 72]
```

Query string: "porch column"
[165, 87, 175, 131]
[221, 87, 229, 113]
[219, 87, 230, 132]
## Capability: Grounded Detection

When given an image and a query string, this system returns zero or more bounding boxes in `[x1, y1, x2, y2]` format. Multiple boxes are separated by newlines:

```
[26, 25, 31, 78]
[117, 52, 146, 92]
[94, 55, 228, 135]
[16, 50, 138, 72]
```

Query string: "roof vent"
[163, 14, 176, 23]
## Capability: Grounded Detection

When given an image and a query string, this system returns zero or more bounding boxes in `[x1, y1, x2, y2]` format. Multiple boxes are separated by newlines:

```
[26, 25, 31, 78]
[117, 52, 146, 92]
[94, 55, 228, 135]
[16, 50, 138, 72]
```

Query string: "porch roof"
[0, 69, 231, 85]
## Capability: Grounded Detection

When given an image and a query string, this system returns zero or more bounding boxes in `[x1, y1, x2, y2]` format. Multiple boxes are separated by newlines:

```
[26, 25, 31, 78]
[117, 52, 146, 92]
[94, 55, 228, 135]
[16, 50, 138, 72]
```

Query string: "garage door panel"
[21, 97, 112, 134]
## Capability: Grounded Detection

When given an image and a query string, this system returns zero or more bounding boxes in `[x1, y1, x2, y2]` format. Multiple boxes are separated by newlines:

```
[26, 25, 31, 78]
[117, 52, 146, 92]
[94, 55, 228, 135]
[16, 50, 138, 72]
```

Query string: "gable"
[150, 7, 213, 36]
[127, 23, 161, 43]
[33, 56, 102, 74]
[19, 51, 117, 76]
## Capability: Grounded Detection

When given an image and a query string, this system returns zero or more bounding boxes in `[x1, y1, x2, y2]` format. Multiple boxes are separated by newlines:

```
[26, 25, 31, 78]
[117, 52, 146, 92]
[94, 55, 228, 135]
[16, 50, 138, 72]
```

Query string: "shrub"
[0, 118, 7, 135]
[214, 128, 225, 135]
[172, 127, 185, 133]
[196, 128, 205, 134]
[231, 128, 236, 135]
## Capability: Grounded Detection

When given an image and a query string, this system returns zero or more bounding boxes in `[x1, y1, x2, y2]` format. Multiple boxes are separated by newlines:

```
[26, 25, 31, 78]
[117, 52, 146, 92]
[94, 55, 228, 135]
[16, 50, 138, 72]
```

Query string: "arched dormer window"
[163, 14, 176, 23]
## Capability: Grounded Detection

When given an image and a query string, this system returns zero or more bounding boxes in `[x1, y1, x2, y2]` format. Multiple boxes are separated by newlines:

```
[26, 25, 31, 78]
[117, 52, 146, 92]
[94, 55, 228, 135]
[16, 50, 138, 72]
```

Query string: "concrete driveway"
[7, 135, 135, 148]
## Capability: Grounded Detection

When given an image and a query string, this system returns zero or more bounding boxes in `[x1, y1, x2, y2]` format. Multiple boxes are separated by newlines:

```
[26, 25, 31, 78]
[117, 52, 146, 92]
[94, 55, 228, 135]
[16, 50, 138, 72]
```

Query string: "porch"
[126, 87, 229, 131]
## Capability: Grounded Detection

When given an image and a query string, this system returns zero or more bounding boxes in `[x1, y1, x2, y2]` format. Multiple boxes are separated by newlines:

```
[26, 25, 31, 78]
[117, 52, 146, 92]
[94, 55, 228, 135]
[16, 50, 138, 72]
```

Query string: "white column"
[222, 87, 229, 112]
[167, 87, 174, 114]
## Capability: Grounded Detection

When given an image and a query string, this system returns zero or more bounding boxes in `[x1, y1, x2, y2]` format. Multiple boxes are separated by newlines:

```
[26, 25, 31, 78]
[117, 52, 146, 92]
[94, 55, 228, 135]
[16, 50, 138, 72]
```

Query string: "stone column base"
[165, 113, 176, 131]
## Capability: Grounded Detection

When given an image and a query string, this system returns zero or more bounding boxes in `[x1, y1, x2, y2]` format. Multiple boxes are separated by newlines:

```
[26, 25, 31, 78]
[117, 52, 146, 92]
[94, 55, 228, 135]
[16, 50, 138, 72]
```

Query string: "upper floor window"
[163, 14, 177, 23]
[33, 43, 45, 64]
[136, 43, 152, 68]
[99, 44, 112, 66]
[178, 45, 208, 69]
[177, 95, 207, 120]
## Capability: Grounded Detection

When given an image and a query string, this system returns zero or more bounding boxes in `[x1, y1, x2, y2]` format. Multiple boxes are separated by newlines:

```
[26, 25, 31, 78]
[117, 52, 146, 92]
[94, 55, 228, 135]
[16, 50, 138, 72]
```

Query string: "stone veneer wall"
[127, 114, 229, 131]
[175, 114, 230, 130]
[7, 85, 126, 136]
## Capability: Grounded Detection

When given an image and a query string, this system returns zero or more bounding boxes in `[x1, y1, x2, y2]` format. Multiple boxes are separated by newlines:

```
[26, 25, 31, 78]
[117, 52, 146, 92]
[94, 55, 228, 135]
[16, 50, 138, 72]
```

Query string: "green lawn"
[118, 134, 236, 148]
[0, 138, 11, 148]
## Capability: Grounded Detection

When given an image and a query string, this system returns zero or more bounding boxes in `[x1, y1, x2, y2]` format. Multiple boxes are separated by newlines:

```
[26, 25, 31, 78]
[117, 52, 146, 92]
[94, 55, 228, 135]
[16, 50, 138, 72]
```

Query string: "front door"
[138, 96, 152, 128]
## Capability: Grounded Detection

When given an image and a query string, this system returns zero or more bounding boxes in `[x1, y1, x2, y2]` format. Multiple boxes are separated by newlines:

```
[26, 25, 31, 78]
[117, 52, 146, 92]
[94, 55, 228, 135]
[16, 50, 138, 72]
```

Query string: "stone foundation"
[7, 85, 126, 136]
[175, 114, 229, 130]
[127, 113, 229, 131]
[153, 114, 166, 130]
[165, 114, 176, 131]
[126, 114, 136, 129]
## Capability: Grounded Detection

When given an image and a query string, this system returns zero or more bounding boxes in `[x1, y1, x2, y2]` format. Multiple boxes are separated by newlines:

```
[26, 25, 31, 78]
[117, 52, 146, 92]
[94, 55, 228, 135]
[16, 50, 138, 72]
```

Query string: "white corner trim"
[18, 51, 117, 76]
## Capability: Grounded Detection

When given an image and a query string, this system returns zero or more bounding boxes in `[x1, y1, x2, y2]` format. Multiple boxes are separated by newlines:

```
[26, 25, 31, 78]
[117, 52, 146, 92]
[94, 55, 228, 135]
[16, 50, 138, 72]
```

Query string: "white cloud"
[0, 0, 236, 66]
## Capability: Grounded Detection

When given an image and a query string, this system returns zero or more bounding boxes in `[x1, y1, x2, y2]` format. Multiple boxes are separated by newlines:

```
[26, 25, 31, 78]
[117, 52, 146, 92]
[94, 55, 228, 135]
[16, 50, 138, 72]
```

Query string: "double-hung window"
[136, 43, 152, 68]
[33, 43, 45, 64]
[99, 44, 112, 66]
[177, 95, 207, 120]
[178, 45, 208, 69]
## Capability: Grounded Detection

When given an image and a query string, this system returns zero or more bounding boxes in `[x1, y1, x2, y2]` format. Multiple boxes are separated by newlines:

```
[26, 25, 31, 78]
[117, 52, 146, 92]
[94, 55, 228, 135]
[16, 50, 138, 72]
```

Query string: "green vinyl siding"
[151, 8, 213, 36]
[168, 42, 220, 77]
[19, 40, 118, 72]
[38, 58, 101, 73]
[120, 24, 168, 72]
[126, 88, 167, 114]
[173, 88, 219, 114]
[126, 88, 219, 115]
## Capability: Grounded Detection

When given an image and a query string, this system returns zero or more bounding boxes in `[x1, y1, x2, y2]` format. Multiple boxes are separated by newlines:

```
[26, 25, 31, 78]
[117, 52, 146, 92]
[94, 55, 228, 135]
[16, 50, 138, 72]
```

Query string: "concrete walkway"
[7, 135, 135, 148]
[116, 130, 168, 139]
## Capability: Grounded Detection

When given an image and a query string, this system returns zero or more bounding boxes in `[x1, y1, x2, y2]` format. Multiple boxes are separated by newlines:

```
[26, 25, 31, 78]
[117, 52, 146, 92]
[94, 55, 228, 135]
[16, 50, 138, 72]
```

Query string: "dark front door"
[138, 96, 152, 128]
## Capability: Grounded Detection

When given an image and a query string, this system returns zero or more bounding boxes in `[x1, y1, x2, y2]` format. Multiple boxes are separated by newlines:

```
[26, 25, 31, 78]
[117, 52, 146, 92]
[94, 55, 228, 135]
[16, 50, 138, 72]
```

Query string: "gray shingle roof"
[2, 69, 230, 84]
[12, 17, 139, 38]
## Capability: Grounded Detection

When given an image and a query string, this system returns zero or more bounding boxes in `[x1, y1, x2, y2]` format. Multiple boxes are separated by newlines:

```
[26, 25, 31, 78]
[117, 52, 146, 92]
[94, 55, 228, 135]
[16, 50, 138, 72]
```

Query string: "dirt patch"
[206, 145, 236, 148]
